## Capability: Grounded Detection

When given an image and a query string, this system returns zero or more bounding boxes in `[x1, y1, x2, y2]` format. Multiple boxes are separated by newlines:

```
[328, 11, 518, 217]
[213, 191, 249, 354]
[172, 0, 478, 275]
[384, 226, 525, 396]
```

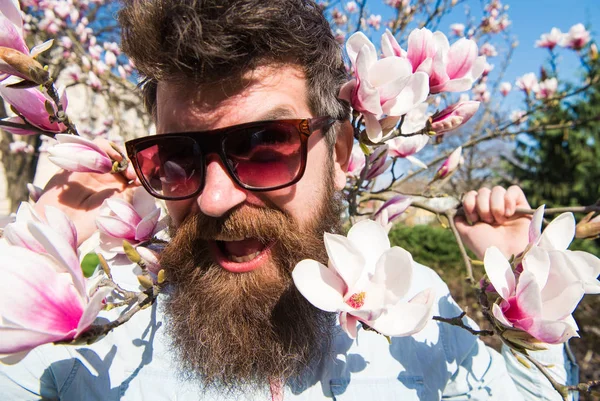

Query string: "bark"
[0, 98, 42, 213]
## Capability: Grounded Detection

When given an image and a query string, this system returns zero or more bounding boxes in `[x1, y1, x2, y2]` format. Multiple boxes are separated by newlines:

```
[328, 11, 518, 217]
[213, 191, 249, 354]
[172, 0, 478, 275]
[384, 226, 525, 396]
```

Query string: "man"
[0, 0, 577, 400]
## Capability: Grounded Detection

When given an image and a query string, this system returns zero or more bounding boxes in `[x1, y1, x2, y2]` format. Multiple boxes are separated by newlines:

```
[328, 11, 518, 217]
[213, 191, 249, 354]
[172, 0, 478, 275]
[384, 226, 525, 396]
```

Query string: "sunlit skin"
[155, 65, 353, 272]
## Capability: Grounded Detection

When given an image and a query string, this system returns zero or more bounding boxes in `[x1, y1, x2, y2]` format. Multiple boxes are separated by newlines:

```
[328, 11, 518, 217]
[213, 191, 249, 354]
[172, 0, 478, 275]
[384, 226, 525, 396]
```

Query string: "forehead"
[155, 65, 311, 134]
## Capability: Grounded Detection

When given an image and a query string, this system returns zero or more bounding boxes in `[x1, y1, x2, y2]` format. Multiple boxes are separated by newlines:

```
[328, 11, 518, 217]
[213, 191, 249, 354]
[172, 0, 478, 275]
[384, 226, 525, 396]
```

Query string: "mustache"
[170, 204, 301, 243]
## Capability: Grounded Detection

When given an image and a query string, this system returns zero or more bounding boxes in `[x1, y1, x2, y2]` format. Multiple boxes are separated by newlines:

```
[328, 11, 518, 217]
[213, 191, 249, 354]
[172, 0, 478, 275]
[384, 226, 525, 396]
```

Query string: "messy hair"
[119, 0, 350, 144]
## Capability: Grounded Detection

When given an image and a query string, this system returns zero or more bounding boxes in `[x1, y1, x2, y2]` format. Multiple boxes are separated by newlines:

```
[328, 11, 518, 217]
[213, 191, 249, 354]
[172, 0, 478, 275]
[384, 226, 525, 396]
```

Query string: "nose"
[198, 154, 247, 217]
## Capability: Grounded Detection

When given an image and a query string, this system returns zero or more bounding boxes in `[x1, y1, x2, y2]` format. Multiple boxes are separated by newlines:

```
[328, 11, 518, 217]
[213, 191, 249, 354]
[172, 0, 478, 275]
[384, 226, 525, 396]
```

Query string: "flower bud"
[501, 328, 549, 352]
[0, 47, 50, 84]
[137, 274, 154, 289]
[123, 240, 142, 264]
[575, 212, 600, 239]
[433, 146, 463, 180]
[430, 101, 480, 135]
[157, 269, 167, 285]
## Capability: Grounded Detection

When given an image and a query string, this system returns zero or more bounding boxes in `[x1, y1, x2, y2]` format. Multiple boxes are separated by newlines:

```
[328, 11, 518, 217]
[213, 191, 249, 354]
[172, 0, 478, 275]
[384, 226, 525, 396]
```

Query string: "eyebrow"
[256, 106, 301, 121]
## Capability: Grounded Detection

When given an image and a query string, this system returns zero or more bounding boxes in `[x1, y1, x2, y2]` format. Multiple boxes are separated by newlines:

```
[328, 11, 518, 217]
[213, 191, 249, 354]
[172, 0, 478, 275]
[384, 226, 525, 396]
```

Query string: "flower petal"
[324, 232, 365, 293]
[27, 222, 86, 298]
[292, 259, 346, 312]
[368, 288, 434, 337]
[76, 287, 112, 335]
[44, 206, 78, 251]
[96, 215, 136, 240]
[515, 270, 543, 318]
[522, 246, 550, 289]
[0, 326, 66, 354]
[368, 246, 414, 304]
[135, 207, 160, 241]
[483, 246, 515, 299]
[529, 205, 545, 244]
[347, 220, 390, 272]
[105, 199, 141, 227]
[539, 212, 575, 251]
[340, 312, 359, 339]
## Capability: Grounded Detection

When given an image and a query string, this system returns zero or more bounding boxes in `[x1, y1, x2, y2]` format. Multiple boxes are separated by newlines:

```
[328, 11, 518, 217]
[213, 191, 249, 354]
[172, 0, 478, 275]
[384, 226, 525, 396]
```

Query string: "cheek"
[166, 199, 198, 227]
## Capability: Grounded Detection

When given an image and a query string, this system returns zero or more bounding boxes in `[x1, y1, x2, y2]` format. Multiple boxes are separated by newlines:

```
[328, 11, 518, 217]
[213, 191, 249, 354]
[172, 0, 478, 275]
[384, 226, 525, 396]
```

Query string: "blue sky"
[363, 0, 599, 109]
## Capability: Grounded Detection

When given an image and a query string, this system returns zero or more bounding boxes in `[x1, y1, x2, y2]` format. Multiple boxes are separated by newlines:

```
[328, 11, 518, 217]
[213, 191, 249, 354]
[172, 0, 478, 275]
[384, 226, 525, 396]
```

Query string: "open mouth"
[210, 237, 275, 273]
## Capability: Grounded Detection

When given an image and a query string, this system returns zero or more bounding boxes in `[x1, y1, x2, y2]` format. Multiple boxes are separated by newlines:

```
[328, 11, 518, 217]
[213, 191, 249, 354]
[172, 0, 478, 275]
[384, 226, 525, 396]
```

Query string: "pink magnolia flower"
[345, 1, 358, 13]
[96, 187, 162, 255]
[3, 203, 77, 254]
[347, 144, 366, 178]
[535, 28, 564, 50]
[331, 9, 347, 26]
[339, 32, 429, 142]
[366, 14, 382, 30]
[373, 195, 412, 232]
[479, 43, 497, 57]
[434, 146, 462, 180]
[0, 0, 52, 81]
[398, 28, 486, 93]
[0, 216, 110, 355]
[449, 23, 465, 37]
[484, 246, 583, 345]
[430, 101, 479, 135]
[536, 78, 558, 100]
[364, 145, 391, 180]
[515, 73, 539, 96]
[525, 206, 600, 295]
[47, 134, 113, 173]
[562, 23, 590, 50]
[472, 82, 490, 102]
[292, 220, 434, 338]
[499, 82, 512, 96]
[381, 30, 407, 58]
[0, 82, 68, 135]
[386, 134, 429, 168]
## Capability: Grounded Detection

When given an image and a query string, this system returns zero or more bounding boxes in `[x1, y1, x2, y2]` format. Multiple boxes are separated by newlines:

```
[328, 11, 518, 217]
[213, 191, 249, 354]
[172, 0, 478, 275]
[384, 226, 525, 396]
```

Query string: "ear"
[333, 120, 354, 190]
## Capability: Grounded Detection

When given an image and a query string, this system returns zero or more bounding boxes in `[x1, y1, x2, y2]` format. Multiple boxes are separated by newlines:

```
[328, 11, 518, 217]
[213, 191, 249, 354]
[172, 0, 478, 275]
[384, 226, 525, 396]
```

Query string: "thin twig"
[433, 312, 493, 336]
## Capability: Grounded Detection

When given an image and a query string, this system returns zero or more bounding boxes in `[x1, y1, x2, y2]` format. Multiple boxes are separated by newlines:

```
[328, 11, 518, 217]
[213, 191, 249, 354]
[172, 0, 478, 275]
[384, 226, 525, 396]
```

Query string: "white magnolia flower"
[292, 220, 434, 338]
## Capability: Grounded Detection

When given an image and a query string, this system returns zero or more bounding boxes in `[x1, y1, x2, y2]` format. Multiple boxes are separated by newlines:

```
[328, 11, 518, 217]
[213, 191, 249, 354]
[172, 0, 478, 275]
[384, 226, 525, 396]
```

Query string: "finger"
[506, 185, 531, 216]
[93, 138, 123, 161]
[461, 190, 479, 223]
[475, 187, 493, 224]
[490, 186, 507, 224]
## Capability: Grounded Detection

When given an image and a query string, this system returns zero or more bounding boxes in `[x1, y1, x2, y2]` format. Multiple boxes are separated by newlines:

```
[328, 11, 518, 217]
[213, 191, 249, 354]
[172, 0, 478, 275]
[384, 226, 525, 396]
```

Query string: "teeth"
[228, 251, 261, 263]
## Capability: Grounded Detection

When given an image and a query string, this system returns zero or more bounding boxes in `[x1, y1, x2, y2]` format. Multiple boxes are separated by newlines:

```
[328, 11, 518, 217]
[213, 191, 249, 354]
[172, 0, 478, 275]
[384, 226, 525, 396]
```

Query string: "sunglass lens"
[223, 122, 303, 189]
[135, 137, 203, 198]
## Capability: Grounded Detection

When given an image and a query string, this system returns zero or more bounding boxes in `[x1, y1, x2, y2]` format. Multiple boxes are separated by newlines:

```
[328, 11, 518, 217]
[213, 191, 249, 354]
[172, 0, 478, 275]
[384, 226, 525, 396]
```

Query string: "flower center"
[346, 292, 366, 309]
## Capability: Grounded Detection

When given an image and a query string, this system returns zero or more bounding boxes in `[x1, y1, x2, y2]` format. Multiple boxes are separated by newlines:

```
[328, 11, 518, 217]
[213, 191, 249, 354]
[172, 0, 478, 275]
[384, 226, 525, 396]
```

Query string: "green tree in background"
[505, 58, 600, 209]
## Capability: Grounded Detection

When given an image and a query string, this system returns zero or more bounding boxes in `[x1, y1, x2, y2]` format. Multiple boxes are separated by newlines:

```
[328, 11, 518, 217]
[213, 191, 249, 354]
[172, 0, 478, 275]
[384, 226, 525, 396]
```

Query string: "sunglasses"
[125, 117, 336, 201]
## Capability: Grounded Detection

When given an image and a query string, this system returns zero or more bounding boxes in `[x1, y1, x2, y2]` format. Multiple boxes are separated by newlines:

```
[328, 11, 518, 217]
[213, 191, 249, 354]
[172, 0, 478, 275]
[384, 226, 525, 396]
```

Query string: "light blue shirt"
[0, 262, 579, 400]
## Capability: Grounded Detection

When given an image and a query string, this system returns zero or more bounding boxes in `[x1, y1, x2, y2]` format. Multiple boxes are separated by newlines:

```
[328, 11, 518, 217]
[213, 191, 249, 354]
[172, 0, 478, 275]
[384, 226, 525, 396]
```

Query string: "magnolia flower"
[364, 145, 391, 180]
[434, 146, 462, 180]
[398, 102, 430, 135]
[373, 195, 412, 232]
[96, 187, 162, 256]
[4, 203, 77, 254]
[392, 28, 486, 93]
[561, 23, 590, 50]
[381, 30, 406, 58]
[449, 23, 465, 37]
[430, 101, 479, 135]
[515, 73, 539, 96]
[0, 83, 68, 135]
[366, 14, 382, 30]
[524, 206, 600, 295]
[536, 78, 558, 100]
[0, 215, 110, 355]
[386, 131, 429, 169]
[292, 220, 434, 338]
[535, 28, 564, 50]
[347, 144, 366, 178]
[339, 32, 429, 142]
[0, 0, 52, 81]
[479, 43, 497, 57]
[47, 134, 113, 173]
[484, 246, 583, 345]
[499, 82, 512, 96]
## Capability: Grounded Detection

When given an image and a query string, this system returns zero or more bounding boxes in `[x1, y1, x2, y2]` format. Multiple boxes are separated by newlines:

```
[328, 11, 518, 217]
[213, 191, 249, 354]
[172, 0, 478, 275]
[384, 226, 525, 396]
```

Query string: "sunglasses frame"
[125, 116, 336, 201]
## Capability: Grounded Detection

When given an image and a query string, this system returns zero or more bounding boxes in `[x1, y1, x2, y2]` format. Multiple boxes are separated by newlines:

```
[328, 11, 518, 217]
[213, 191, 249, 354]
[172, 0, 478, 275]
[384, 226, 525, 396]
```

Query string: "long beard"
[159, 175, 343, 394]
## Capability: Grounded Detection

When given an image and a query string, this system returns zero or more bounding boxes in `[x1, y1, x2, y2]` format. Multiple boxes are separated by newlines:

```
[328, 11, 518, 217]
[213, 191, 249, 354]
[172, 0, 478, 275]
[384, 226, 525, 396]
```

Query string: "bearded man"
[0, 1, 578, 400]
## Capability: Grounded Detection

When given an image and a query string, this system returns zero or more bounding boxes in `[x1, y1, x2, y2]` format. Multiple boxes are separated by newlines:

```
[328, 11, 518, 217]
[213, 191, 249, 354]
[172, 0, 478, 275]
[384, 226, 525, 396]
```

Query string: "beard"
[159, 169, 343, 394]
